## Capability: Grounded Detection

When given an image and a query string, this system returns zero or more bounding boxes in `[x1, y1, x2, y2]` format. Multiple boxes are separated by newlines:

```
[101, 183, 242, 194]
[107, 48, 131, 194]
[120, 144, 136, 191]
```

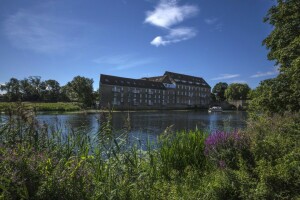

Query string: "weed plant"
[0, 105, 299, 199]
[0, 102, 82, 112]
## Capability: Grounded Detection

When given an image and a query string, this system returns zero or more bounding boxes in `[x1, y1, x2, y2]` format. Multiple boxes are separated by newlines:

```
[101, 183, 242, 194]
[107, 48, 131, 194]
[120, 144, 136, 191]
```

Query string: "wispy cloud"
[204, 17, 223, 32]
[250, 67, 279, 78]
[4, 10, 88, 54]
[93, 54, 154, 70]
[229, 80, 247, 84]
[204, 18, 217, 25]
[145, 0, 199, 47]
[150, 27, 196, 47]
[211, 74, 240, 81]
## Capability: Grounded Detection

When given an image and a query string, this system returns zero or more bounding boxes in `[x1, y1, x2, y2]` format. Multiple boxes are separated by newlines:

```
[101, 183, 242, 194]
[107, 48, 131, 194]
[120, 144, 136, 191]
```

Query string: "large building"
[100, 71, 211, 110]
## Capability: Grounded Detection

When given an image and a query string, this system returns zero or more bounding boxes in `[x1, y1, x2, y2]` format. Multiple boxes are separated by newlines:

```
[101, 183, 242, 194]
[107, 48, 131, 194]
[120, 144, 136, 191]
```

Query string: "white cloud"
[4, 10, 87, 54]
[204, 17, 223, 32]
[145, 0, 198, 46]
[229, 80, 247, 84]
[93, 54, 154, 70]
[211, 74, 240, 81]
[151, 27, 196, 47]
[145, 0, 198, 28]
[204, 18, 217, 25]
[250, 67, 279, 78]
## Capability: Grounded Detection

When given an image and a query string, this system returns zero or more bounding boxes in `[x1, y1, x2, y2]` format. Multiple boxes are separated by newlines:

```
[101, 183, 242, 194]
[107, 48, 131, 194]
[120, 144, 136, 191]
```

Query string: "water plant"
[0, 105, 299, 199]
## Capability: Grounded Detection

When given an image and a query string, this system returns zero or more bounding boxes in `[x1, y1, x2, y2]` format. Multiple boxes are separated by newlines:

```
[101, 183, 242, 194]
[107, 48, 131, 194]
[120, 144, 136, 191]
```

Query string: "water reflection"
[35, 110, 247, 142]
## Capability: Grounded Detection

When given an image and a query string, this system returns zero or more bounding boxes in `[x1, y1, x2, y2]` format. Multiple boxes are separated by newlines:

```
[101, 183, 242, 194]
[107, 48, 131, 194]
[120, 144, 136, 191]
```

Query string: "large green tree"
[212, 82, 228, 101]
[250, 0, 300, 114]
[64, 76, 95, 107]
[0, 78, 21, 101]
[225, 83, 250, 101]
[40, 80, 61, 102]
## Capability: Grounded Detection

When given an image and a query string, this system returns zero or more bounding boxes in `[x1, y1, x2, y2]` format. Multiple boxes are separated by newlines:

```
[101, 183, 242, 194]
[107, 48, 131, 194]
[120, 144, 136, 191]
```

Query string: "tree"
[41, 80, 61, 102]
[0, 78, 21, 101]
[212, 82, 228, 101]
[225, 83, 250, 101]
[64, 76, 94, 107]
[19, 76, 43, 101]
[263, 0, 300, 69]
[250, 0, 300, 114]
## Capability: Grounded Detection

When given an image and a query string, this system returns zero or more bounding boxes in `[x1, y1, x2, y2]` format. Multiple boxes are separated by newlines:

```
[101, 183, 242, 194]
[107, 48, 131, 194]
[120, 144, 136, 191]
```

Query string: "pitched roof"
[141, 75, 174, 84]
[100, 74, 166, 89]
[164, 71, 211, 88]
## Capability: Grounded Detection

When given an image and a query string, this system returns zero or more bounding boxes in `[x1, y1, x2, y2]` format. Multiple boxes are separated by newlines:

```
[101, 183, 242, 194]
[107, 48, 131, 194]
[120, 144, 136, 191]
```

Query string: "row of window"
[177, 85, 210, 92]
[112, 97, 209, 106]
[113, 90, 209, 98]
[112, 85, 210, 94]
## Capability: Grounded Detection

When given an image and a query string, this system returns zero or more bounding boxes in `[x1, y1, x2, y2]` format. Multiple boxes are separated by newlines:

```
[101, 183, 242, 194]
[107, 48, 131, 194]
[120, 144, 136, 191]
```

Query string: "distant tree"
[41, 80, 61, 102]
[225, 83, 251, 101]
[212, 82, 228, 101]
[65, 76, 94, 107]
[210, 93, 216, 102]
[0, 78, 21, 101]
[250, 0, 300, 114]
[19, 76, 43, 101]
[20, 78, 32, 101]
[58, 85, 71, 102]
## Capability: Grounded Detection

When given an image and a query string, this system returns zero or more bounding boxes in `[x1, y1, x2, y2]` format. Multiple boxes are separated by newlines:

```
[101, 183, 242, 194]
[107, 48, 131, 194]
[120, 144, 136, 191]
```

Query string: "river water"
[33, 110, 247, 145]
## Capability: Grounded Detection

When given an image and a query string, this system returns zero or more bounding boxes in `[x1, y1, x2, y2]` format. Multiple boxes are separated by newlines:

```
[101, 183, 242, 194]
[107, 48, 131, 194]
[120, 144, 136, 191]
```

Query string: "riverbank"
[0, 102, 82, 112]
[0, 102, 212, 113]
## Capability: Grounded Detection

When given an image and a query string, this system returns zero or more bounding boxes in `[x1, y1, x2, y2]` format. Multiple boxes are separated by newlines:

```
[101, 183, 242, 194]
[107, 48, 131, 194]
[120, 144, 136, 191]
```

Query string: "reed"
[0, 106, 299, 199]
[0, 102, 82, 112]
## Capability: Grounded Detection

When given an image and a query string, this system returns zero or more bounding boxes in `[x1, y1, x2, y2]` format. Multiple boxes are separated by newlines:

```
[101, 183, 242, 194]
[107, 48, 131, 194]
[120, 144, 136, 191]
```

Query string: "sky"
[0, 0, 278, 91]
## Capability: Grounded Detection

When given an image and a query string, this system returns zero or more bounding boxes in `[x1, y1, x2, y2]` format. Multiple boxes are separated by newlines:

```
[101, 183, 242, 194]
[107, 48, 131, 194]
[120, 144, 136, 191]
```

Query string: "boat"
[208, 106, 223, 112]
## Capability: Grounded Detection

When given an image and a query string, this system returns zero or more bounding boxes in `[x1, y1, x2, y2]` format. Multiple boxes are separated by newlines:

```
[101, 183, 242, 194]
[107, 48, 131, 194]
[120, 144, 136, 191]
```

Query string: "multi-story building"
[100, 71, 211, 110]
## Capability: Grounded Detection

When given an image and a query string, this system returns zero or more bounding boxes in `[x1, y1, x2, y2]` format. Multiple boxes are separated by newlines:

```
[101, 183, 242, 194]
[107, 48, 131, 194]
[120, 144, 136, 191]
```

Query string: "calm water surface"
[35, 110, 248, 145]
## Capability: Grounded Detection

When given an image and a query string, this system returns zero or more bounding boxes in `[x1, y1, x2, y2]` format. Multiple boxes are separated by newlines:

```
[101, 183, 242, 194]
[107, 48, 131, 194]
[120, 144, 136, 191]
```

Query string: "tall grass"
[0, 105, 299, 199]
[0, 102, 82, 112]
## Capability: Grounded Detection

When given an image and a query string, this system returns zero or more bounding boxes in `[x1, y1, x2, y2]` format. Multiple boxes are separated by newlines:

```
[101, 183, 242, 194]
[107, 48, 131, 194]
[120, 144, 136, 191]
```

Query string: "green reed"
[0, 105, 299, 199]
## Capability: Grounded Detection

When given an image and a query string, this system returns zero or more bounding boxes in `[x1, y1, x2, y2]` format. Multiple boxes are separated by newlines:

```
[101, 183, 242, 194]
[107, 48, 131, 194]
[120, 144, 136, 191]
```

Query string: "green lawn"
[0, 102, 82, 112]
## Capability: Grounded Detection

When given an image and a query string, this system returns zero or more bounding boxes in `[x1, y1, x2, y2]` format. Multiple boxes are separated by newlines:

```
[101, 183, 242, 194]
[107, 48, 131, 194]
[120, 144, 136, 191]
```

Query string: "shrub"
[204, 130, 250, 169]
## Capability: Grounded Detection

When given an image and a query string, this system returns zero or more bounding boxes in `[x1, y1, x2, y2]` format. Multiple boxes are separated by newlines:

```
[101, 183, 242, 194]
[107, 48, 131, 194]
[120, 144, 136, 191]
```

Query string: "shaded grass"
[0, 102, 82, 112]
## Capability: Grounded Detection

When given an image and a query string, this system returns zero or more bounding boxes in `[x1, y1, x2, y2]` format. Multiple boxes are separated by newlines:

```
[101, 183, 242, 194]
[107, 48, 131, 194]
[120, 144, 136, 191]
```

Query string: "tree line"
[0, 76, 99, 107]
[211, 82, 251, 102]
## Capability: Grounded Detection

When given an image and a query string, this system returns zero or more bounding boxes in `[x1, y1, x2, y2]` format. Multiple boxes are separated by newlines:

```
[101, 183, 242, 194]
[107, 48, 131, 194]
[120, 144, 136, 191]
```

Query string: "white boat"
[208, 106, 223, 112]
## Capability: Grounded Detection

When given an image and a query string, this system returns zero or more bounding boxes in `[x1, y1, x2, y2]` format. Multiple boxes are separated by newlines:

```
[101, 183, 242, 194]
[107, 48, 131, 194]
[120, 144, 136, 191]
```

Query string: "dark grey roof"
[100, 74, 166, 89]
[142, 75, 174, 84]
[164, 71, 211, 88]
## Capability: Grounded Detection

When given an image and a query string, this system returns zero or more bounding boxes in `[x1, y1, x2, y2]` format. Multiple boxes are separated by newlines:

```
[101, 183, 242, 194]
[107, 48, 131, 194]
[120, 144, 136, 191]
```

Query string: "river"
[33, 110, 248, 146]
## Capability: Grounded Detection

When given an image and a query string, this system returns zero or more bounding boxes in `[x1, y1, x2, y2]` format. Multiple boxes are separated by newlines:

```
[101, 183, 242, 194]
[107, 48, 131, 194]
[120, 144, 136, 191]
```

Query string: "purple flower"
[204, 130, 250, 169]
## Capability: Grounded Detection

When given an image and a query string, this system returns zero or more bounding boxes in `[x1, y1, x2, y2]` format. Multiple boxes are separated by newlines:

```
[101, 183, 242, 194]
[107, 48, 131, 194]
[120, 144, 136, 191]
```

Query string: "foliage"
[0, 105, 299, 199]
[158, 129, 208, 177]
[1, 76, 98, 107]
[263, 0, 300, 69]
[0, 78, 21, 101]
[204, 130, 250, 169]
[250, 0, 300, 114]
[0, 102, 82, 112]
[64, 76, 95, 107]
[224, 83, 251, 101]
[212, 82, 228, 101]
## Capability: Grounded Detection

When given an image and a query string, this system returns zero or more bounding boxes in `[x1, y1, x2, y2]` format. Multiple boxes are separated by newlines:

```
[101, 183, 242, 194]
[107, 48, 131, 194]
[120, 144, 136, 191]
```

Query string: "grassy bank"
[0, 107, 299, 199]
[0, 102, 82, 112]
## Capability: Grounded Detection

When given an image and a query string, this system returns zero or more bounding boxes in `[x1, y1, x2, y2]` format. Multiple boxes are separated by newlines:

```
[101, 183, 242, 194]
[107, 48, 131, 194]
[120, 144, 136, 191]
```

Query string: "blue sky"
[0, 0, 278, 90]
